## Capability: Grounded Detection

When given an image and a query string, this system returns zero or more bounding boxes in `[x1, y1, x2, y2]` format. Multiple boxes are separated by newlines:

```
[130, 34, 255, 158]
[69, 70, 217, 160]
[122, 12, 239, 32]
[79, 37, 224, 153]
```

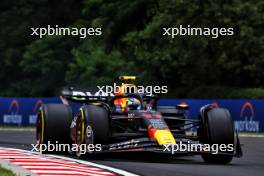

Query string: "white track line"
[48, 154, 140, 176]
[0, 147, 139, 176]
[22, 166, 114, 175]
[30, 170, 98, 174]
[12, 162, 102, 170]
[0, 156, 39, 159]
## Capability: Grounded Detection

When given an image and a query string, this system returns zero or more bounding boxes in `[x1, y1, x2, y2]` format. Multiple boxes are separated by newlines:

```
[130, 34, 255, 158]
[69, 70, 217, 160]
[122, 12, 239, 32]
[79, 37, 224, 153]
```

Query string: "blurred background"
[0, 0, 263, 98]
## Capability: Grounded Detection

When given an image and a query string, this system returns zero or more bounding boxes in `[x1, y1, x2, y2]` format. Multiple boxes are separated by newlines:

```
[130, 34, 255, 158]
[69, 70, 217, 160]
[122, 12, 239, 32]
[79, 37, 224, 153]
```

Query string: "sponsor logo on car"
[29, 99, 43, 124]
[109, 139, 139, 150]
[3, 99, 22, 124]
[234, 102, 259, 132]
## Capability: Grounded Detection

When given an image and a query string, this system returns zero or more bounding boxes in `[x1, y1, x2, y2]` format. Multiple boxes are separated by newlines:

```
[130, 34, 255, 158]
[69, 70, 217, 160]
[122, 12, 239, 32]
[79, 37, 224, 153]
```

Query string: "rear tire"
[199, 108, 234, 164]
[36, 104, 72, 153]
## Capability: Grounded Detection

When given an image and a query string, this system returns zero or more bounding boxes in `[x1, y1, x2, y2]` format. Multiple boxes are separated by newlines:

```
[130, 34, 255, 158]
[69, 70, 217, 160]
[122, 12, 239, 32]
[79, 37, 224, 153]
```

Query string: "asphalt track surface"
[0, 130, 264, 176]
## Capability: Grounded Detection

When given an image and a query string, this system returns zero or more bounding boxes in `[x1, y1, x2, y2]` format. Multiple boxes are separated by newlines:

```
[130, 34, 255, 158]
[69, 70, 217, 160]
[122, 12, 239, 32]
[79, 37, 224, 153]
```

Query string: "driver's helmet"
[113, 84, 141, 111]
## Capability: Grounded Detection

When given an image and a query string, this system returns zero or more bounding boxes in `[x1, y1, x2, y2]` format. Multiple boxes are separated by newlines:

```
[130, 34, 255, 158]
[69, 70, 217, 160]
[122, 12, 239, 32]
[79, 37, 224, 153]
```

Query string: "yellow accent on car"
[154, 130, 176, 145]
[72, 96, 85, 101]
[80, 108, 85, 143]
[121, 83, 136, 87]
[119, 76, 136, 81]
[179, 104, 188, 107]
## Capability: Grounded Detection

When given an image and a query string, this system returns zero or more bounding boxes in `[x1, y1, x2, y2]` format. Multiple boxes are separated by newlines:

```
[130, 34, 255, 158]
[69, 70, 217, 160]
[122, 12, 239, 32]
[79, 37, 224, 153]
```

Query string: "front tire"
[199, 107, 234, 164]
[75, 105, 109, 157]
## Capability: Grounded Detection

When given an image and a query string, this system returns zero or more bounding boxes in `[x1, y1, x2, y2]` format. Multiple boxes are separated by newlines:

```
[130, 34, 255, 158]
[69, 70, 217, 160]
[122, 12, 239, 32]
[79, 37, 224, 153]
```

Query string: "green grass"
[0, 125, 35, 131]
[239, 132, 264, 136]
[0, 166, 15, 176]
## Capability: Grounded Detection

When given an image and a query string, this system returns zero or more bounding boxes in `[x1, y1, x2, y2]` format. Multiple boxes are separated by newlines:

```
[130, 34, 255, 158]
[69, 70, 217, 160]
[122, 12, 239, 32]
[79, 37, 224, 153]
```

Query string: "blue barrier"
[0, 97, 263, 132]
[158, 99, 263, 132]
[0, 97, 61, 126]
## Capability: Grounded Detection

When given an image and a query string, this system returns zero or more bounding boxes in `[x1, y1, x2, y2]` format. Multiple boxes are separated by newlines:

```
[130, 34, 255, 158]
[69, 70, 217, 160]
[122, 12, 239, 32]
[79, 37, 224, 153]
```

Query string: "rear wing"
[61, 87, 113, 103]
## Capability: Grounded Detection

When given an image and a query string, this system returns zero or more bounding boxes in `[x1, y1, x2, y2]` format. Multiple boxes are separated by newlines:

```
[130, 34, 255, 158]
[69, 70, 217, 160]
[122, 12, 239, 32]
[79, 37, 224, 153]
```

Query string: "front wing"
[93, 133, 242, 157]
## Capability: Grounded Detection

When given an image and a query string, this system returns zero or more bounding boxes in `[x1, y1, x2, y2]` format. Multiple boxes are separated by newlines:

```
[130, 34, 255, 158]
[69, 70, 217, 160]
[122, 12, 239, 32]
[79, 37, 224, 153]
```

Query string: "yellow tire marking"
[40, 109, 45, 144]
[80, 108, 85, 143]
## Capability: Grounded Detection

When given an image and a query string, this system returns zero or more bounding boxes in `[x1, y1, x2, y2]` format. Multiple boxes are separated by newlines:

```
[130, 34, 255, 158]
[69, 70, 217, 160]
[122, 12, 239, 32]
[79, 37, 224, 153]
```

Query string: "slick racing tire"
[36, 104, 72, 153]
[199, 108, 234, 164]
[75, 105, 109, 157]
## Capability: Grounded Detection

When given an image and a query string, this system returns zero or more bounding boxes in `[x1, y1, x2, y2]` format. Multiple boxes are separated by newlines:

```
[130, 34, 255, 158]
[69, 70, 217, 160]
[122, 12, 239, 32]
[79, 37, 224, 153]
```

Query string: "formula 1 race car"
[36, 76, 242, 164]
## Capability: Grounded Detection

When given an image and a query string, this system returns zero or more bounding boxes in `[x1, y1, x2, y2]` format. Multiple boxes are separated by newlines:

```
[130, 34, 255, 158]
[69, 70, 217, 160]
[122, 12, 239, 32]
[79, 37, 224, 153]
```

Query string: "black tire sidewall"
[200, 108, 234, 164]
[82, 105, 109, 144]
[38, 104, 72, 145]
